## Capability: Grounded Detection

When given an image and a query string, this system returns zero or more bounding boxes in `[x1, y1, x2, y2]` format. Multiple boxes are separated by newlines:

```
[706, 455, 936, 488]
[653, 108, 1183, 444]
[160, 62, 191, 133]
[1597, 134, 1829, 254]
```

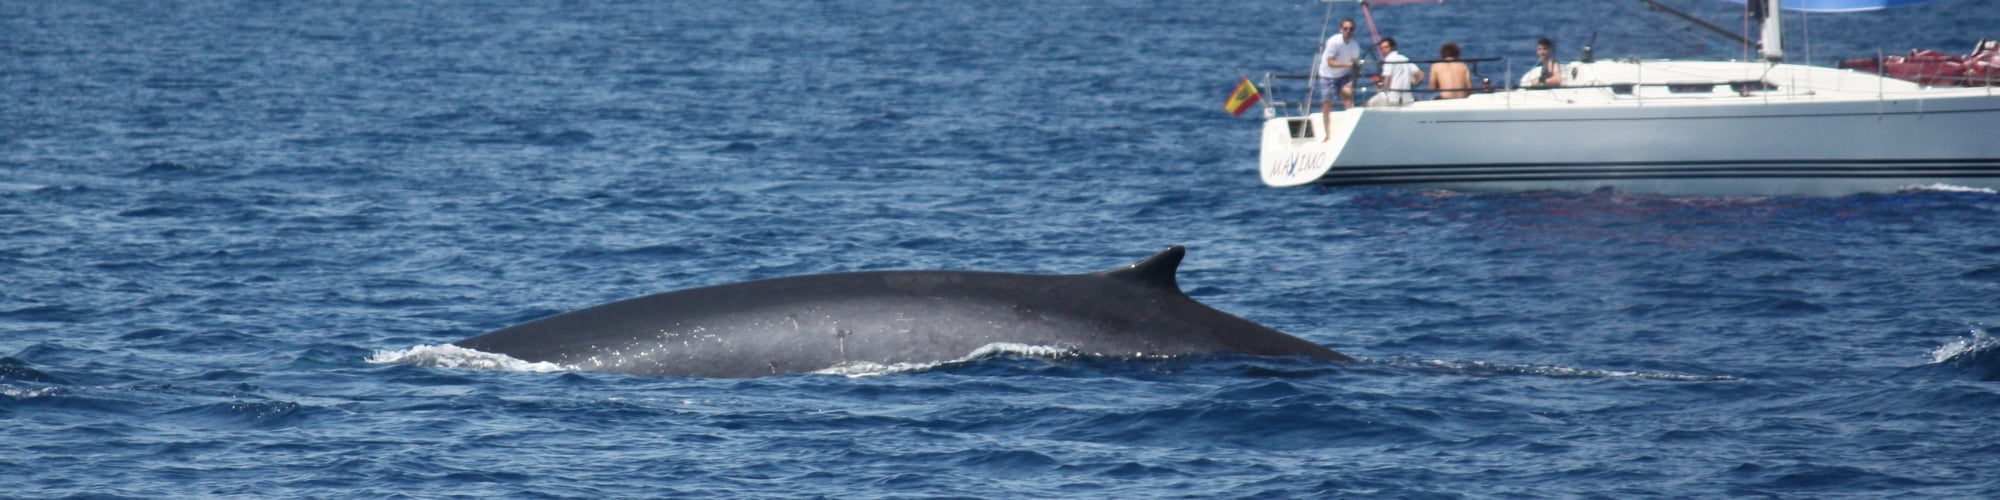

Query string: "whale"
[453, 246, 1352, 377]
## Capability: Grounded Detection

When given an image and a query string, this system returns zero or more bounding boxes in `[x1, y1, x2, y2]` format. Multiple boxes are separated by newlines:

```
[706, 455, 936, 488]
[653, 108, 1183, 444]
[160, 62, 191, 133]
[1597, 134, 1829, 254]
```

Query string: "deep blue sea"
[6, 0, 2000, 497]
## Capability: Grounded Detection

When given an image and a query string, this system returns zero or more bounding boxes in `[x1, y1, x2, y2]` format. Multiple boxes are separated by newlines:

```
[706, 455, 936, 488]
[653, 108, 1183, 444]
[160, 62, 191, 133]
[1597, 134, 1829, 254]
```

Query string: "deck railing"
[1260, 55, 1995, 117]
[1260, 56, 1506, 115]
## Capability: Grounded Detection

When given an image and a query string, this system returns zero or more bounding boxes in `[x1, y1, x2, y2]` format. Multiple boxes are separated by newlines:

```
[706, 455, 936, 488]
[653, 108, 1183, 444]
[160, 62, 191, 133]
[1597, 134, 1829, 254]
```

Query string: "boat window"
[1729, 80, 1778, 93]
[1611, 84, 1635, 95]
[1287, 119, 1314, 139]
[1667, 83, 1716, 94]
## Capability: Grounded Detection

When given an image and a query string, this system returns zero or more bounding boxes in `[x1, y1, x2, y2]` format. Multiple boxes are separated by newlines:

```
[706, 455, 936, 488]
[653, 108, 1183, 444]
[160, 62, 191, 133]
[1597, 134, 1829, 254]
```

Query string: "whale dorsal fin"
[1096, 246, 1184, 292]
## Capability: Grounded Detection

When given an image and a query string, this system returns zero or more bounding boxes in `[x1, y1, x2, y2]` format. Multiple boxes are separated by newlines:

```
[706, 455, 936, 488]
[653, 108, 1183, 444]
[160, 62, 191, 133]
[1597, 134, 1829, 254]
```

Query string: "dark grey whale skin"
[453, 246, 1353, 377]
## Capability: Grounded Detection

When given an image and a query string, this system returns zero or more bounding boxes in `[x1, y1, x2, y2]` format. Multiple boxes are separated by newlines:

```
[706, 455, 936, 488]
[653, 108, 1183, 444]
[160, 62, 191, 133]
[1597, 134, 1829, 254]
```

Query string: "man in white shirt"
[1367, 37, 1424, 107]
[1316, 19, 1363, 130]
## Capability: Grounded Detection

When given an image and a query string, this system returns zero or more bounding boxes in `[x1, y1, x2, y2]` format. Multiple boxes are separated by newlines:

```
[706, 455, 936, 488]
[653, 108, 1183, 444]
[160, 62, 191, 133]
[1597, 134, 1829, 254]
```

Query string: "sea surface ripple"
[4, 0, 1999, 497]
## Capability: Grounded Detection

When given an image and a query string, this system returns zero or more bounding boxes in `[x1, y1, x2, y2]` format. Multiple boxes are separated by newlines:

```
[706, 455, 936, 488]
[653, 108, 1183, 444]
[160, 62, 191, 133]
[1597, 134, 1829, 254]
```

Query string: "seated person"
[1366, 37, 1425, 107]
[1520, 37, 1564, 88]
[1430, 42, 1472, 99]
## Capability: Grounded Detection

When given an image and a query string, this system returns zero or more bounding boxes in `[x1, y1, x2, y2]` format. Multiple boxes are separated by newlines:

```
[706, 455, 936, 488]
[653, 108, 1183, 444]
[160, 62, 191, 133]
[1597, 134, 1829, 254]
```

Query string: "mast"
[1755, 0, 1784, 61]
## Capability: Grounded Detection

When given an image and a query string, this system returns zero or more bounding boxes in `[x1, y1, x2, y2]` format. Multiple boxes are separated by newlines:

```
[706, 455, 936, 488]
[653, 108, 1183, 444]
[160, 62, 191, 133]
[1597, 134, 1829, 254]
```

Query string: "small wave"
[1928, 327, 2000, 382]
[165, 401, 308, 428]
[367, 344, 572, 373]
[1900, 183, 1999, 194]
[1929, 329, 1990, 364]
[813, 343, 1080, 378]
[126, 161, 205, 177]
[1, 385, 66, 399]
[1710, 248, 1806, 263]
[1400, 359, 1739, 382]
[1958, 266, 2000, 281]
[0, 357, 70, 384]
[526, 129, 595, 147]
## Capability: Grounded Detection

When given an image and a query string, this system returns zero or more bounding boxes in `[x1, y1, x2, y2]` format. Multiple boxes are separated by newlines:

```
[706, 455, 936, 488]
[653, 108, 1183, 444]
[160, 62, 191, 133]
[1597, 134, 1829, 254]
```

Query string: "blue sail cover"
[1725, 0, 1933, 13]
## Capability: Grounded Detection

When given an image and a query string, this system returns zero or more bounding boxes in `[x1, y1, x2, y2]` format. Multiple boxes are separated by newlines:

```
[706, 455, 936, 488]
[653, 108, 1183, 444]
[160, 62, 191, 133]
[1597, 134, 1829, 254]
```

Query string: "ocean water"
[5, 0, 2000, 497]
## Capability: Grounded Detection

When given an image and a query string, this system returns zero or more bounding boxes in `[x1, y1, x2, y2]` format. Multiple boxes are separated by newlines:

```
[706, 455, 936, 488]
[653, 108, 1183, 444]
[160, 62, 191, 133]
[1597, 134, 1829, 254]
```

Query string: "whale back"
[453, 246, 1350, 376]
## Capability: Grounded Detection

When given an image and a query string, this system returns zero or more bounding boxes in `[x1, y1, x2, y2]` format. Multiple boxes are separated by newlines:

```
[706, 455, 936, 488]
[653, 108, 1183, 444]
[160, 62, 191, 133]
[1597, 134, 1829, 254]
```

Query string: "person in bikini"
[1528, 37, 1563, 87]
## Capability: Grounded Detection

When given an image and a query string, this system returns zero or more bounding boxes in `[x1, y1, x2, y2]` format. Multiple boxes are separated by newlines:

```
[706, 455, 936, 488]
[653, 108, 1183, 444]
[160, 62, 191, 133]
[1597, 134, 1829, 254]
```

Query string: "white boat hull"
[1261, 60, 2000, 196]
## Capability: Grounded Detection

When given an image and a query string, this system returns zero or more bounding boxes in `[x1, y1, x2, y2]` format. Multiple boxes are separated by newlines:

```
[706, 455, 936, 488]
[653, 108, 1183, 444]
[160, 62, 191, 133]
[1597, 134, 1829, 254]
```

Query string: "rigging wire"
[1618, 0, 1747, 59]
[1305, 0, 1336, 115]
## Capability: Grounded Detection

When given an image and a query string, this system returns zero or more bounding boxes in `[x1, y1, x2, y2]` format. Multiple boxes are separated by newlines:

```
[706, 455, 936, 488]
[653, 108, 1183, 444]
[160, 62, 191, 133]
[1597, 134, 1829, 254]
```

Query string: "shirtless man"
[1430, 42, 1472, 99]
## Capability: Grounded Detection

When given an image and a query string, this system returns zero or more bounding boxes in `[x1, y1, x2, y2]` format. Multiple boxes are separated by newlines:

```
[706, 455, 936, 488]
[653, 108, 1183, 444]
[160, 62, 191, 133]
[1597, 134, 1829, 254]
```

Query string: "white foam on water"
[812, 342, 1080, 378]
[1405, 359, 1739, 382]
[1929, 326, 1994, 365]
[0, 386, 65, 399]
[367, 344, 573, 373]
[1901, 183, 1998, 194]
[369, 343, 1085, 378]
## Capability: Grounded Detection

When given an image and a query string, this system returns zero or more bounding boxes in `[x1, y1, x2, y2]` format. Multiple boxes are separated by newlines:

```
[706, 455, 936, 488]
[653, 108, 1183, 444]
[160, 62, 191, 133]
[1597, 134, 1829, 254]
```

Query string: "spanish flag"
[1223, 76, 1261, 117]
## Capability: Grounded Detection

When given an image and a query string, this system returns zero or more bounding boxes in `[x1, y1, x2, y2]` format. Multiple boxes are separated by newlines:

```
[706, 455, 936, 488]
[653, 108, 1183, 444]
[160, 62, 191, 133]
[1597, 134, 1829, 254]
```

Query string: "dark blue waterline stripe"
[1314, 160, 2000, 186]
[1326, 158, 2000, 174]
[1423, 104, 2000, 125]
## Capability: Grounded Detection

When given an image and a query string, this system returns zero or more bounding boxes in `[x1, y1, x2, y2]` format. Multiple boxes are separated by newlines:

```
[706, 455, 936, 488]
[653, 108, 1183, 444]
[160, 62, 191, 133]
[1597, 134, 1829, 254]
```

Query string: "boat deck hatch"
[1610, 81, 1778, 96]
[1729, 80, 1778, 93]
[1668, 83, 1716, 93]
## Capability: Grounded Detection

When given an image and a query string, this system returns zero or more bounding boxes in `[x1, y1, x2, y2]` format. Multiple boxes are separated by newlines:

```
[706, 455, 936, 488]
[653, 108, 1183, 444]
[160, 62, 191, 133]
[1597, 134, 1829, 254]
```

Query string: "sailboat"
[1256, 0, 2000, 196]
